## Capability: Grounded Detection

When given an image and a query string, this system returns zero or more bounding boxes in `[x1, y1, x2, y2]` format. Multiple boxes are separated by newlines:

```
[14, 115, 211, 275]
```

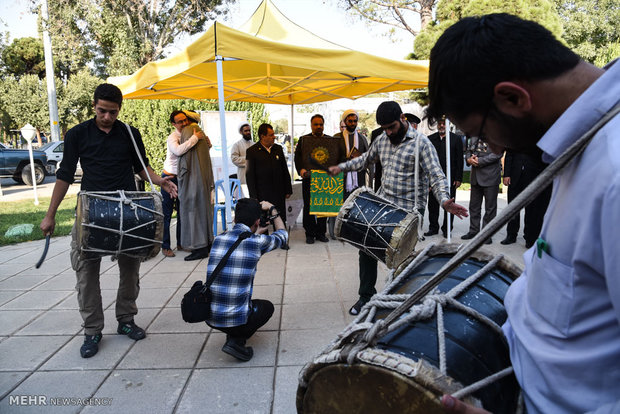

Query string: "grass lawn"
[0, 195, 77, 246]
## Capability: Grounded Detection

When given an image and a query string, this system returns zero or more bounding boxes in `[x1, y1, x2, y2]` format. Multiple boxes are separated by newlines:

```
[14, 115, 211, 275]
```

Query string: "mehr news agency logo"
[9, 394, 113, 406]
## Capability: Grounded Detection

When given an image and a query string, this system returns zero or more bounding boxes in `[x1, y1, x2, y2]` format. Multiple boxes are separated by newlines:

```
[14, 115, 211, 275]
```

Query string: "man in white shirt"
[230, 122, 253, 185]
[428, 14, 620, 414]
[160, 110, 206, 257]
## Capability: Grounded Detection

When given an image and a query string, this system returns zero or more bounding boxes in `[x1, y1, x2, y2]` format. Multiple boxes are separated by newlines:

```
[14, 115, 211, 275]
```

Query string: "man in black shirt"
[40, 83, 177, 359]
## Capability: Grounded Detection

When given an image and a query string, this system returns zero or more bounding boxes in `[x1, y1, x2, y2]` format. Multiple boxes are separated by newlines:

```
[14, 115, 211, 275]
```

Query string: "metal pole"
[445, 119, 452, 242]
[290, 104, 295, 182]
[27, 141, 40, 205]
[41, 0, 61, 142]
[215, 55, 232, 230]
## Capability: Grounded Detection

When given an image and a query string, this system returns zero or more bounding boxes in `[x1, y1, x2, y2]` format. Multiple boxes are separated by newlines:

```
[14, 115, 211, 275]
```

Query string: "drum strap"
[124, 123, 155, 191]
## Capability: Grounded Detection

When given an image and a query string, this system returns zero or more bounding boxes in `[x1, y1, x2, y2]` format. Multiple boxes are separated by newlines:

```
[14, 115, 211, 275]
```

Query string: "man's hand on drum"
[441, 395, 491, 414]
[443, 198, 468, 219]
[40, 216, 55, 237]
[328, 166, 341, 176]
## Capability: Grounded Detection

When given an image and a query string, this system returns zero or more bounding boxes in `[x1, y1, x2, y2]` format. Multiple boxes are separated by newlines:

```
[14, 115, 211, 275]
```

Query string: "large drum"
[335, 186, 419, 269]
[76, 191, 164, 259]
[298, 244, 522, 413]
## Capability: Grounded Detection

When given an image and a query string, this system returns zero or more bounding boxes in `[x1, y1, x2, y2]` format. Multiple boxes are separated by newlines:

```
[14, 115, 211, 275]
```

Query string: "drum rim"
[298, 358, 483, 414]
[393, 243, 523, 282]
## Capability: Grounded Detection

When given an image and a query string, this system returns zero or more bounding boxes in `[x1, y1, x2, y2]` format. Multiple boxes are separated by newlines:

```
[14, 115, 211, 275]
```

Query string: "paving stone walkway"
[0, 190, 527, 413]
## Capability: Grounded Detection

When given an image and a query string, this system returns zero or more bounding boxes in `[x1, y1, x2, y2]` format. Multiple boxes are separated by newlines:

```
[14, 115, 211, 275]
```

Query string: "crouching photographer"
[205, 198, 287, 361]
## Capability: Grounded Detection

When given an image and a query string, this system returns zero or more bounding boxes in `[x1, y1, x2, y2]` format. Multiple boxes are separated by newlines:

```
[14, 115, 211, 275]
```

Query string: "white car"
[38, 141, 65, 174]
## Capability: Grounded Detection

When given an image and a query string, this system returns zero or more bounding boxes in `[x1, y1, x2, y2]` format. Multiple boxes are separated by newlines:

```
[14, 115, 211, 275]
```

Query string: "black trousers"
[427, 183, 457, 233]
[506, 179, 552, 245]
[211, 299, 274, 340]
[302, 178, 326, 238]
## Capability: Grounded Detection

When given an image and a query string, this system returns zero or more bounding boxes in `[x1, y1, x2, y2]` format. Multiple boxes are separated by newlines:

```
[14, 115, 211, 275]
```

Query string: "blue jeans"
[161, 173, 179, 250]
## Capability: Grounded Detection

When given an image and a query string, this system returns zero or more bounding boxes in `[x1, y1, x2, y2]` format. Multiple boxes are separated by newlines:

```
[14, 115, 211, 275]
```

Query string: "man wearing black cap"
[329, 101, 468, 315]
[404, 113, 421, 129]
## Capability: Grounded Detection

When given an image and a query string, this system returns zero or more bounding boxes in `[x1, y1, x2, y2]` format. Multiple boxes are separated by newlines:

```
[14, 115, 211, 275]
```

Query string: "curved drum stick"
[35, 235, 50, 269]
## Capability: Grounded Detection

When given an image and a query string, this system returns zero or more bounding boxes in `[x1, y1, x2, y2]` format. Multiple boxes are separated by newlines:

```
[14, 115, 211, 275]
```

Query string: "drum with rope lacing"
[297, 243, 523, 413]
[75, 190, 163, 259]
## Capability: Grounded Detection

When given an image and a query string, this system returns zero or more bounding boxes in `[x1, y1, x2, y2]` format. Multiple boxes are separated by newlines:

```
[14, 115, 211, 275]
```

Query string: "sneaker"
[117, 320, 146, 340]
[316, 235, 329, 243]
[222, 337, 253, 361]
[305, 236, 315, 244]
[80, 333, 102, 358]
[349, 299, 367, 315]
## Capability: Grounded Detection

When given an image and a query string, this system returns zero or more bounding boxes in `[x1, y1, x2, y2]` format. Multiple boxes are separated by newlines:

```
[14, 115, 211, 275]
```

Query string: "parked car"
[57, 158, 83, 180]
[0, 145, 48, 186]
[38, 141, 65, 174]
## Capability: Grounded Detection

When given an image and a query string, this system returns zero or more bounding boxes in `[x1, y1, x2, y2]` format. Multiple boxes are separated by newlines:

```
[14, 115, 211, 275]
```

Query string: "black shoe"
[281, 243, 290, 250]
[80, 333, 102, 358]
[461, 232, 478, 240]
[525, 240, 535, 248]
[222, 337, 253, 361]
[349, 299, 367, 316]
[305, 236, 315, 244]
[184, 247, 209, 261]
[442, 230, 448, 238]
[117, 320, 146, 340]
[485, 238, 493, 245]
[424, 230, 438, 236]
[500, 236, 516, 245]
[316, 235, 329, 243]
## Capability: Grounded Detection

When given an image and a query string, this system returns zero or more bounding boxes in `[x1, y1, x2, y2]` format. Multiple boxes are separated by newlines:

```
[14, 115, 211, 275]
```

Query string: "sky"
[0, 0, 418, 61]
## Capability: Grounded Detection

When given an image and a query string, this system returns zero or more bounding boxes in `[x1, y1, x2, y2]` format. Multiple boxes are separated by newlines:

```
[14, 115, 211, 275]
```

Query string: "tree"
[341, 0, 438, 36]
[40, 0, 234, 77]
[1, 37, 45, 78]
[59, 69, 103, 132]
[0, 70, 103, 135]
[413, 0, 564, 59]
[272, 118, 289, 135]
[555, 0, 620, 66]
[0, 75, 50, 133]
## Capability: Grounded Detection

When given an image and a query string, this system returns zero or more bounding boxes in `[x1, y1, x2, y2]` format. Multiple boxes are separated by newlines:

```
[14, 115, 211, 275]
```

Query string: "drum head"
[385, 212, 418, 269]
[301, 364, 446, 413]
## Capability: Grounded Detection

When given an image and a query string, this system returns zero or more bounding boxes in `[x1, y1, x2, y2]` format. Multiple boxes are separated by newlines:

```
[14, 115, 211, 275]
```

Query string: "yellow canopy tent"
[109, 0, 429, 229]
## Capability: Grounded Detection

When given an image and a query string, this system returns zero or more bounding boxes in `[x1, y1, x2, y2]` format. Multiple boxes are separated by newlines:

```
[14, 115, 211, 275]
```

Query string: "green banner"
[310, 170, 343, 216]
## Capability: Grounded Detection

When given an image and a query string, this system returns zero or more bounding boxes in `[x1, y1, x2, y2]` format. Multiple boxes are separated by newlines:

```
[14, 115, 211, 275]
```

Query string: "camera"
[259, 211, 270, 227]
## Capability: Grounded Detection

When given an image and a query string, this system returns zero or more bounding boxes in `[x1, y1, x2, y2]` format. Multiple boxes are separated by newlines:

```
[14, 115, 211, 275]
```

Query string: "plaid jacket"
[206, 223, 287, 327]
[339, 125, 449, 212]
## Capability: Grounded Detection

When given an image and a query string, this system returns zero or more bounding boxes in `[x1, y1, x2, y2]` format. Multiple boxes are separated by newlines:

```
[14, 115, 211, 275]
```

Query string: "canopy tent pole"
[216, 55, 233, 230]
[446, 118, 452, 242]
[290, 104, 295, 182]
